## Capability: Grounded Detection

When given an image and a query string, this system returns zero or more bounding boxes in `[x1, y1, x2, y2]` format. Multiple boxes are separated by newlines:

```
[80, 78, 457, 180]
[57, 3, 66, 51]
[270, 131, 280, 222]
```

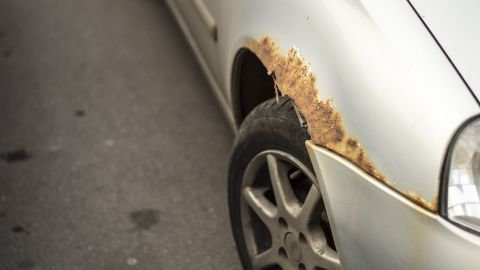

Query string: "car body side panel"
[409, 0, 480, 100]
[167, 0, 480, 267]
[307, 141, 480, 269]
[165, 0, 237, 130]
[172, 0, 219, 80]
[214, 0, 479, 206]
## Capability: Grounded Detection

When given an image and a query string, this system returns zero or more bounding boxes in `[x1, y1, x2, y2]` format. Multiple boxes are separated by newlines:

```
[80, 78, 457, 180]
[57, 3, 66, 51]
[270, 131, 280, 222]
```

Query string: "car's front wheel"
[229, 97, 341, 270]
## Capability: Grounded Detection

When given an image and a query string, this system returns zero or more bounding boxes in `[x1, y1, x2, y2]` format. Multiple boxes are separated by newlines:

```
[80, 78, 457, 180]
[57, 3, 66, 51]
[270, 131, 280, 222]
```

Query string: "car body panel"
[166, 0, 480, 268]
[167, 0, 479, 209]
[174, 0, 219, 79]
[166, 0, 236, 129]
[409, 0, 480, 100]
[307, 141, 480, 269]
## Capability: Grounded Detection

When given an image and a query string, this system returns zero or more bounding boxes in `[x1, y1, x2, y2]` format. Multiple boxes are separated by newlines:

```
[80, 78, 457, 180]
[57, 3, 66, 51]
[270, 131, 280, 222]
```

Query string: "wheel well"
[232, 49, 276, 126]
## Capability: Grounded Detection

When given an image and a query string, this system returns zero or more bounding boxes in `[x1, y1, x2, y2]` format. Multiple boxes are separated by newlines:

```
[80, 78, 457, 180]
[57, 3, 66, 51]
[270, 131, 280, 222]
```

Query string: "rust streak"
[246, 36, 437, 212]
[404, 192, 437, 212]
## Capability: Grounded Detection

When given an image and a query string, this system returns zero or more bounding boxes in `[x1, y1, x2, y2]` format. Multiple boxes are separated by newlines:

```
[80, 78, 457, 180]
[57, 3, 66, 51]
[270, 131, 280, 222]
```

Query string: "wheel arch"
[230, 48, 276, 127]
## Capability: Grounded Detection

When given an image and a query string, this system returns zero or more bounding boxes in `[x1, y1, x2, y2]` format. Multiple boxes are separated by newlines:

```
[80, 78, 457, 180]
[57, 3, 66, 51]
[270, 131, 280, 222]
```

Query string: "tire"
[228, 97, 340, 270]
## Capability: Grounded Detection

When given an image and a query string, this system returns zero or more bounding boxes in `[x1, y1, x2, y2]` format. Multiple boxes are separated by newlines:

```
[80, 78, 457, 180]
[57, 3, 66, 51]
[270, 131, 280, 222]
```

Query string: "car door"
[173, 0, 220, 82]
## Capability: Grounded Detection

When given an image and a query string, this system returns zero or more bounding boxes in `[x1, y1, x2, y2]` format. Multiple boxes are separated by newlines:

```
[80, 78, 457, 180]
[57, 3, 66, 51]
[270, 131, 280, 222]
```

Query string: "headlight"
[443, 117, 480, 233]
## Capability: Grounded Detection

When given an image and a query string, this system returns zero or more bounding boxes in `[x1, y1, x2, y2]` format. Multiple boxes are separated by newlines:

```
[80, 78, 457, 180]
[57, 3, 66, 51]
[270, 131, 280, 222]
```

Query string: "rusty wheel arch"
[242, 35, 438, 212]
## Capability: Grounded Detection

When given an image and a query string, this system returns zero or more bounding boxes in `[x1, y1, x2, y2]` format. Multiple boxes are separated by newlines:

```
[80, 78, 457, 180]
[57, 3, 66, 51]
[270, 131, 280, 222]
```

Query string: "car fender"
[218, 0, 479, 211]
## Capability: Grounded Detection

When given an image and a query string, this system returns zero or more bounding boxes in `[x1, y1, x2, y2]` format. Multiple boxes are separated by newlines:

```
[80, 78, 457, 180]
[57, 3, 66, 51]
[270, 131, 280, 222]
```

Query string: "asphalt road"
[0, 1, 241, 269]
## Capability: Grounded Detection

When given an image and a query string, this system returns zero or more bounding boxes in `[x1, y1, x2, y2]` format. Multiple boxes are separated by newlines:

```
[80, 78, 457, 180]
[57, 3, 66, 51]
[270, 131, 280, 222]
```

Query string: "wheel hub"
[284, 232, 302, 262]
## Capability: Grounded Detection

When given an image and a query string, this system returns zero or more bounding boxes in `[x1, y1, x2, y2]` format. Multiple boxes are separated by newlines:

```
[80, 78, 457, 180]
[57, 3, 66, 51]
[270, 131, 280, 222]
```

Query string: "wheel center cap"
[284, 232, 302, 262]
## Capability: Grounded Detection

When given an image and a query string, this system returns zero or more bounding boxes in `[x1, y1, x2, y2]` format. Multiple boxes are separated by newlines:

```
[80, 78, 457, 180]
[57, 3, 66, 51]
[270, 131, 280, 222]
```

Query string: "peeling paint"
[246, 36, 437, 212]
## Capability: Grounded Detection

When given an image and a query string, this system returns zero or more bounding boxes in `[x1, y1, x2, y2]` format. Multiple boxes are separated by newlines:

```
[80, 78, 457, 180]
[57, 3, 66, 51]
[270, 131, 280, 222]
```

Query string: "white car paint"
[409, 0, 480, 99]
[166, 0, 480, 268]
[308, 141, 480, 269]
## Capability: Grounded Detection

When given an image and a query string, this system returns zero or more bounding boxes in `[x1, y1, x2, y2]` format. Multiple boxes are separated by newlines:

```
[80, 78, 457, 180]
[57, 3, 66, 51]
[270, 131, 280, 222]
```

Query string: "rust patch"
[246, 36, 437, 212]
[404, 192, 437, 212]
[246, 36, 385, 181]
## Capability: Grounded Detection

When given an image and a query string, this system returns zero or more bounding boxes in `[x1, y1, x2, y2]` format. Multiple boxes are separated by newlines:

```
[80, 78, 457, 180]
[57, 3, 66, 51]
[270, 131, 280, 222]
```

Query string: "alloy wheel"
[240, 150, 341, 270]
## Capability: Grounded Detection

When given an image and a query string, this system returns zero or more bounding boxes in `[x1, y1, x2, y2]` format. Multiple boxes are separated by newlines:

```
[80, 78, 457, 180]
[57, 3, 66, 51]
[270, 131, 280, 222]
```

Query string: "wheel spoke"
[242, 151, 341, 270]
[266, 154, 301, 216]
[308, 248, 341, 270]
[251, 248, 278, 269]
[300, 186, 321, 224]
[243, 187, 278, 229]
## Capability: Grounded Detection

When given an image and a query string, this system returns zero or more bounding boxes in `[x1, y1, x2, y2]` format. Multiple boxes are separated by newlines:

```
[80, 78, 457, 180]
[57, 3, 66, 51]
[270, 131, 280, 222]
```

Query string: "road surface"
[0, 1, 241, 269]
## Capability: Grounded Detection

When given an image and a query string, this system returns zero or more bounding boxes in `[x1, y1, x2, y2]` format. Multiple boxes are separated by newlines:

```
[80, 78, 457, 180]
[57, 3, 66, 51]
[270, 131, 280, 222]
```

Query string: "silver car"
[166, 0, 480, 269]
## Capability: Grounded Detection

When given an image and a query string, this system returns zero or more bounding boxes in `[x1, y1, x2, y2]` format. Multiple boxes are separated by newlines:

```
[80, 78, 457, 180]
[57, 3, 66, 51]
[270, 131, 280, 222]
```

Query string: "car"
[166, 0, 480, 269]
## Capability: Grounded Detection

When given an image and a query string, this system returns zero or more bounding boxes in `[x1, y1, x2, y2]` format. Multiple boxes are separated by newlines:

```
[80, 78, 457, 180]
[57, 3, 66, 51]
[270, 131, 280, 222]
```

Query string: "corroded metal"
[246, 36, 437, 212]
